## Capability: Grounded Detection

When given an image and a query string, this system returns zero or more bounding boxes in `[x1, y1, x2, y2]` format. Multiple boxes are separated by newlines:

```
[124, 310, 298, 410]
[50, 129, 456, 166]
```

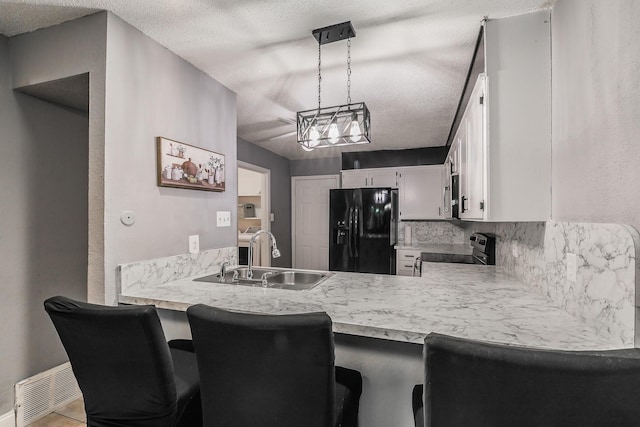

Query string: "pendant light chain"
[318, 41, 322, 112]
[347, 37, 352, 105]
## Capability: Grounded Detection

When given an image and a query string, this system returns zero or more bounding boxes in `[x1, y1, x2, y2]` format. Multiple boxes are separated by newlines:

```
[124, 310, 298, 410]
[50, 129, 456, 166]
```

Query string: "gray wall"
[237, 137, 292, 267]
[0, 35, 89, 414]
[10, 12, 108, 304]
[291, 156, 341, 176]
[552, 0, 640, 231]
[103, 14, 238, 304]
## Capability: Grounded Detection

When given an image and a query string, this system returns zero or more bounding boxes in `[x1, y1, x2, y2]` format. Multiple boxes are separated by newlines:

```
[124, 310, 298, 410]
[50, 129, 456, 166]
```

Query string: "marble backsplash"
[400, 219, 639, 347]
[496, 221, 640, 347]
[398, 220, 496, 245]
[399, 221, 465, 244]
[118, 247, 237, 294]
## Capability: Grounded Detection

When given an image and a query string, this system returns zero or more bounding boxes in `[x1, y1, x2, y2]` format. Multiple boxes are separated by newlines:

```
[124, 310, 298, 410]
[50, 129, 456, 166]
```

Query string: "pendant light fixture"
[297, 21, 371, 151]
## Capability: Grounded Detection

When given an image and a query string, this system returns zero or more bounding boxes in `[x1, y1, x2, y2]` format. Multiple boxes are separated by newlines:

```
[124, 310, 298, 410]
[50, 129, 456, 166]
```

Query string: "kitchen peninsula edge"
[118, 252, 617, 351]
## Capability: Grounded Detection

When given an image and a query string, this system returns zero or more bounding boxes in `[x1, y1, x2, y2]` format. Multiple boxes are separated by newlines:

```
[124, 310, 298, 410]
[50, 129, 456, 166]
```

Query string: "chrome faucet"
[218, 261, 230, 282]
[248, 229, 280, 279]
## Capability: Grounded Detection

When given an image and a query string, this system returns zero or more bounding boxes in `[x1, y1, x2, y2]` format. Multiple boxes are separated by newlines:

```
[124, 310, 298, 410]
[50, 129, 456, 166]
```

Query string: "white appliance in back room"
[237, 165, 270, 266]
[238, 225, 261, 266]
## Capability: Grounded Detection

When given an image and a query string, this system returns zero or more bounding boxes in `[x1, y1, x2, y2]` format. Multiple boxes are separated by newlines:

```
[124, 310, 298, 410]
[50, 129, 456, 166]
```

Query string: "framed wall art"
[156, 137, 225, 192]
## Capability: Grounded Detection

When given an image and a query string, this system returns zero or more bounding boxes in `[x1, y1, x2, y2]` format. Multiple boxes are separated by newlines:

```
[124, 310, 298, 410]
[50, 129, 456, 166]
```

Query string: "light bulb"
[301, 144, 314, 152]
[309, 124, 320, 147]
[328, 121, 340, 144]
[349, 115, 362, 143]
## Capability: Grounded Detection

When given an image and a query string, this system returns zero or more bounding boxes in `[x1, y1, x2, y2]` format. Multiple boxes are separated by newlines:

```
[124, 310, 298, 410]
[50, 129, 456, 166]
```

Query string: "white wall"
[552, 0, 640, 230]
[103, 14, 237, 304]
[0, 35, 89, 414]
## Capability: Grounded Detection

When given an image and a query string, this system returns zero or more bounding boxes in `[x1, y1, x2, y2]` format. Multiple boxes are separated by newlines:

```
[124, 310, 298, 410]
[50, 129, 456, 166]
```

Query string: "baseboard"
[0, 411, 15, 427]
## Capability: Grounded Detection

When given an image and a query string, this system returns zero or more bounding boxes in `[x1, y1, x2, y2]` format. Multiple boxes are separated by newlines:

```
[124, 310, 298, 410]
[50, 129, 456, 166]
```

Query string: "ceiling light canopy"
[297, 21, 371, 151]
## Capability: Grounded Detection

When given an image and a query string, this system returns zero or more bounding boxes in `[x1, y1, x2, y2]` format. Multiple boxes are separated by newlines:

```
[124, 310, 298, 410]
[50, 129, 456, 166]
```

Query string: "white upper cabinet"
[238, 167, 263, 196]
[341, 167, 398, 188]
[447, 11, 551, 222]
[458, 74, 485, 220]
[398, 165, 444, 220]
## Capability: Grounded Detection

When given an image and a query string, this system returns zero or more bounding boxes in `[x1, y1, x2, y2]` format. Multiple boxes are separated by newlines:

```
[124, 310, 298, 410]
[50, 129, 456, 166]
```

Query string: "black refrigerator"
[329, 188, 398, 274]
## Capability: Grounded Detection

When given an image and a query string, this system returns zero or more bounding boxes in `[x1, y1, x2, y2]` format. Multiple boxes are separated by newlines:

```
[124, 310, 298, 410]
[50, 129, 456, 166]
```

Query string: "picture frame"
[156, 137, 225, 192]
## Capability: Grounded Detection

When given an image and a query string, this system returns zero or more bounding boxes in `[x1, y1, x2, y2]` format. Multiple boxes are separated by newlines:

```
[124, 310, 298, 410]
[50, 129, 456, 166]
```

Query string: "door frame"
[238, 161, 271, 266]
[291, 174, 340, 269]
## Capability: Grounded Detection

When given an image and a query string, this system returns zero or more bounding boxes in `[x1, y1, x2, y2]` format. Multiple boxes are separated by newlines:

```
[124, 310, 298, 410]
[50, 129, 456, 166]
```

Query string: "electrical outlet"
[216, 211, 231, 227]
[188, 235, 199, 254]
[511, 242, 518, 258]
[566, 252, 577, 282]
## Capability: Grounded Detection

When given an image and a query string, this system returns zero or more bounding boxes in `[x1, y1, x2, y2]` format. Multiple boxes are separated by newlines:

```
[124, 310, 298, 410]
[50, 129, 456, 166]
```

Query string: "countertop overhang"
[118, 262, 616, 350]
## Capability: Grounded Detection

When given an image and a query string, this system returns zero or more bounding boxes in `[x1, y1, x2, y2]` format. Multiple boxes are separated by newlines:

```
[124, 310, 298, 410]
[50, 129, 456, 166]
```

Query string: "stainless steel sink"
[193, 267, 333, 290]
[262, 271, 330, 290]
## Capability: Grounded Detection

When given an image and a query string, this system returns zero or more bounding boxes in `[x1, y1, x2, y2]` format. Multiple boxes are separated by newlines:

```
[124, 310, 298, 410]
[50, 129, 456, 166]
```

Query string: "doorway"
[237, 161, 271, 266]
[291, 175, 340, 270]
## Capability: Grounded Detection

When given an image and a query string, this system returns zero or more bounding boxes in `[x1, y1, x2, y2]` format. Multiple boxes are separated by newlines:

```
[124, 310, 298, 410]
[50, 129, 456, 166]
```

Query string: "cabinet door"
[238, 167, 263, 196]
[368, 169, 398, 188]
[341, 170, 369, 188]
[396, 249, 421, 276]
[441, 164, 452, 219]
[398, 165, 444, 220]
[460, 75, 485, 220]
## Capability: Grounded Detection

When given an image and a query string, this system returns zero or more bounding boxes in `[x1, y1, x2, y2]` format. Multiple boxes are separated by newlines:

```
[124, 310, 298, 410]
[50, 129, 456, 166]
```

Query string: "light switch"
[216, 211, 231, 227]
[188, 235, 199, 254]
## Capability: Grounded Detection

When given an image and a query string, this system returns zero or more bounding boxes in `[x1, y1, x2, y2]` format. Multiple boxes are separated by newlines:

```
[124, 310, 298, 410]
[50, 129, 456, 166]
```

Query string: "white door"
[292, 175, 339, 270]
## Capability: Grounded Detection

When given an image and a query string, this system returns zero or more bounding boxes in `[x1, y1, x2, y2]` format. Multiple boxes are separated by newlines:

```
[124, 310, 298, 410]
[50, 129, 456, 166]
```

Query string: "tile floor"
[26, 398, 86, 427]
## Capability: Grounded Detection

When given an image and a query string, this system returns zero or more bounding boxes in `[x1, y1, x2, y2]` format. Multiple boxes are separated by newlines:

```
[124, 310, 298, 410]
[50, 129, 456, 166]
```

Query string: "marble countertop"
[395, 242, 473, 255]
[118, 262, 616, 350]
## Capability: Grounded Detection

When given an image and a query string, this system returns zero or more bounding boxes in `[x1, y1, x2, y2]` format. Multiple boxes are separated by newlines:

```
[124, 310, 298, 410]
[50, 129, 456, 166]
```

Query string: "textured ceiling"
[0, 0, 554, 160]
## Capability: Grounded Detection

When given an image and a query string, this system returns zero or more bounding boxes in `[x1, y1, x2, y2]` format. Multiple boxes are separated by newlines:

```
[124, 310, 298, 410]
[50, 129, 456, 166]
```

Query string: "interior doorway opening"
[237, 162, 271, 267]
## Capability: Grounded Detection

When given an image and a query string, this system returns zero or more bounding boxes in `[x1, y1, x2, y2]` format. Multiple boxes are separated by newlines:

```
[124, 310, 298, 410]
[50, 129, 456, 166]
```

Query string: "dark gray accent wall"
[290, 156, 342, 176]
[0, 34, 89, 414]
[342, 147, 448, 170]
[237, 138, 292, 267]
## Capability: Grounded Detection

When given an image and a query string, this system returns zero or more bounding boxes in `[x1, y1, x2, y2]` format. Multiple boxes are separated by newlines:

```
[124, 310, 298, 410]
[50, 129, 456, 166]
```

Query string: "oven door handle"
[473, 254, 488, 265]
[412, 256, 422, 277]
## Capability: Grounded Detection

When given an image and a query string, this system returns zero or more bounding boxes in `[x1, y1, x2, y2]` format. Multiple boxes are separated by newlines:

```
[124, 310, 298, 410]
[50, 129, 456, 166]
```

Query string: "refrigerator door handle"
[347, 207, 354, 257]
[353, 206, 359, 258]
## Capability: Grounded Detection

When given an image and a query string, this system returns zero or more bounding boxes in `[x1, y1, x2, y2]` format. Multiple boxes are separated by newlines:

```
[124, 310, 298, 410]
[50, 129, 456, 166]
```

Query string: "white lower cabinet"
[396, 248, 422, 276]
[398, 165, 444, 220]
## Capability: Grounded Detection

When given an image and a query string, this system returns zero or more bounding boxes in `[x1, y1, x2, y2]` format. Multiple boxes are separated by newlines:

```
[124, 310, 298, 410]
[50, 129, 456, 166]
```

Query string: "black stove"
[419, 232, 496, 266]
[469, 232, 496, 265]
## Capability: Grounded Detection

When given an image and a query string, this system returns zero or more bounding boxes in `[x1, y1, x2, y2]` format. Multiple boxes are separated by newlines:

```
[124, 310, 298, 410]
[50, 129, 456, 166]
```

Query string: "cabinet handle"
[461, 196, 467, 213]
[371, 177, 374, 186]
[443, 185, 447, 214]
[403, 254, 416, 258]
[365, 177, 368, 186]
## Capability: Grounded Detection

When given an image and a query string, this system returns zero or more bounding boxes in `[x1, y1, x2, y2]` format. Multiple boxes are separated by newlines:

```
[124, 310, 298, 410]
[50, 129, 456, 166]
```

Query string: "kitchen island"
[118, 260, 619, 427]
